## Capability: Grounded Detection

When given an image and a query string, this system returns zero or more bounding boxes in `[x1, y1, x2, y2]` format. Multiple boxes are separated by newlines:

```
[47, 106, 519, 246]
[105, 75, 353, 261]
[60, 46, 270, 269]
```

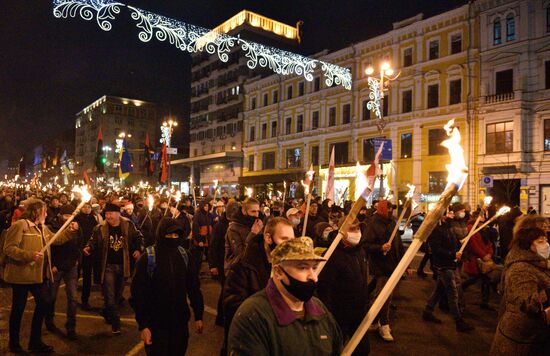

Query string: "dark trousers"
[80, 255, 93, 304]
[147, 327, 189, 356]
[215, 272, 225, 325]
[372, 276, 392, 326]
[426, 268, 465, 320]
[9, 282, 51, 346]
[462, 268, 502, 304]
[46, 265, 78, 331]
[418, 253, 432, 273]
[191, 246, 205, 273]
[340, 317, 370, 355]
[102, 264, 124, 328]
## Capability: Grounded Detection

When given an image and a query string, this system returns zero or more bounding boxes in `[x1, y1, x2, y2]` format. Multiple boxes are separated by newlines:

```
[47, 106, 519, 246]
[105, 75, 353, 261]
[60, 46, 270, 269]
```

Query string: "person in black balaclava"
[130, 218, 204, 356]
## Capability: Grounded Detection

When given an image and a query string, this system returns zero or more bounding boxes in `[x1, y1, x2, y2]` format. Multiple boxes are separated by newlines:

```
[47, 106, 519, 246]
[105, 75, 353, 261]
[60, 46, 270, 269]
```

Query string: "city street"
[0, 253, 499, 355]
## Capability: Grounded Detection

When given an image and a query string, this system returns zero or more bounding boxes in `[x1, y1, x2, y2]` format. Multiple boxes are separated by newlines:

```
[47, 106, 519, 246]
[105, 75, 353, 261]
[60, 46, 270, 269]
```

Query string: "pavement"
[0, 252, 499, 355]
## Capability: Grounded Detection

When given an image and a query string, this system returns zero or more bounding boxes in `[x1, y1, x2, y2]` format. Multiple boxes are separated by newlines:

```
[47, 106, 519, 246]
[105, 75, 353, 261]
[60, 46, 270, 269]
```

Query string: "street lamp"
[365, 61, 400, 197]
[161, 118, 178, 187]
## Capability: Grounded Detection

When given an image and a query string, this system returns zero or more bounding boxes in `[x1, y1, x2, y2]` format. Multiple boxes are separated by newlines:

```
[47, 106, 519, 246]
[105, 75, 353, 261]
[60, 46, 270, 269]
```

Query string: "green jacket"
[228, 279, 342, 356]
[3, 219, 77, 284]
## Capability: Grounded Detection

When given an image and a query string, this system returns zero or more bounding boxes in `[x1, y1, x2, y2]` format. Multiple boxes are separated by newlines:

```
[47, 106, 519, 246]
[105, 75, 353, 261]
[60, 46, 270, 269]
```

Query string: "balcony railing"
[484, 92, 514, 104]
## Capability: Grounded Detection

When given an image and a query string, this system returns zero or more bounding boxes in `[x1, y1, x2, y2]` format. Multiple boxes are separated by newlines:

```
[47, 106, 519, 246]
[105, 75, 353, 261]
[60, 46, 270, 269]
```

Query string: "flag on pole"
[144, 133, 154, 177]
[118, 138, 133, 180]
[83, 170, 91, 187]
[158, 143, 168, 184]
[325, 146, 335, 202]
[362, 142, 385, 200]
[95, 128, 105, 174]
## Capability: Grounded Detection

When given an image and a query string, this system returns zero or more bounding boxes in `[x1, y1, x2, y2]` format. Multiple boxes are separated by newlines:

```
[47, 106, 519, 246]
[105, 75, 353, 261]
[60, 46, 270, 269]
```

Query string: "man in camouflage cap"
[228, 237, 342, 355]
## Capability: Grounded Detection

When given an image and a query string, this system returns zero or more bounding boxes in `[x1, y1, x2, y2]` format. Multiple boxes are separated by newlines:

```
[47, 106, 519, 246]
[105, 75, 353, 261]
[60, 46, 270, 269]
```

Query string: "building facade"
[74, 95, 162, 184]
[476, 0, 550, 214]
[242, 4, 480, 209]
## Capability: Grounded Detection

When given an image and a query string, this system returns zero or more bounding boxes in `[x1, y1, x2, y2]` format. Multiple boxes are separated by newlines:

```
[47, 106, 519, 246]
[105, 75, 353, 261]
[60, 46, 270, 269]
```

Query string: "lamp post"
[365, 62, 400, 198]
[161, 119, 178, 188]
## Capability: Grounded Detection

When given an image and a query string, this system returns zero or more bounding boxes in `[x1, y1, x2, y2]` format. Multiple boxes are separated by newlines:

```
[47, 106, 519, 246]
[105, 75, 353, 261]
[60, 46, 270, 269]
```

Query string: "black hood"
[234, 209, 257, 228]
[156, 217, 185, 242]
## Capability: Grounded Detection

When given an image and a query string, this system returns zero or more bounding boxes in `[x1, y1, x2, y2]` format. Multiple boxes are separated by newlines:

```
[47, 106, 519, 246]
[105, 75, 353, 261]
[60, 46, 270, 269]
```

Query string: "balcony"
[483, 92, 514, 104]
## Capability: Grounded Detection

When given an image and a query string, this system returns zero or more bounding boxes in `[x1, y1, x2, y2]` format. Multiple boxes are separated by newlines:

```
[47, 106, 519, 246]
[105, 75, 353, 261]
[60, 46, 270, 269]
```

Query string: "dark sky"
[0, 0, 466, 162]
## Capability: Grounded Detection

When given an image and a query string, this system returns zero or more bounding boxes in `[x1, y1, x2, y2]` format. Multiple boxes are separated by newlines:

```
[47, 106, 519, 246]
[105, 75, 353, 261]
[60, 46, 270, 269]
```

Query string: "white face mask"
[457, 212, 466, 219]
[536, 242, 550, 259]
[322, 228, 333, 240]
[346, 231, 362, 245]
[290, 217, 300, 226]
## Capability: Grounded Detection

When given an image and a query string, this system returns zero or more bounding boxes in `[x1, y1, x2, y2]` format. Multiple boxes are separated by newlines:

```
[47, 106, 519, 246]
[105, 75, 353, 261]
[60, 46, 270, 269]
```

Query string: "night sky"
[0, 0, 466, 162]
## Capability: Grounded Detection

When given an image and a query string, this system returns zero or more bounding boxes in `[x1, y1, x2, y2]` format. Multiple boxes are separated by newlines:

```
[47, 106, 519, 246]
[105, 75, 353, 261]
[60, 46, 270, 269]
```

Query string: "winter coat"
[86, 217, 143, 284]
[448, 218, 468, 242]
[223, 233, 270, 325]
[48, 216, 85, 272]
[317, 236, 369, 326]
[75, 212, 98, 244]
[490, 247, 550, 355]
[136, 207, 155, 247]
[192, 208, 211, 248]
[428, 220, 460, 270]
[130, 218, 204, 331]
[365, 210, 404, 277]
[463, 226, 494, 276]
[224, 209, 257, 271]
[208, 213, 228, 272]
[3, 219, 77, 284]
[174, 211, 192, 249]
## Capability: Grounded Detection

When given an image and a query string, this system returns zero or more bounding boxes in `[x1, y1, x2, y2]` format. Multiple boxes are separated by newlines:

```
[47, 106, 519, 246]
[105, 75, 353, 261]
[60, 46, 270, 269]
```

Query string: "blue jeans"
[426, 268, 465, 320]
[102, 264, 124, 328]
[46, 265, 78, 331]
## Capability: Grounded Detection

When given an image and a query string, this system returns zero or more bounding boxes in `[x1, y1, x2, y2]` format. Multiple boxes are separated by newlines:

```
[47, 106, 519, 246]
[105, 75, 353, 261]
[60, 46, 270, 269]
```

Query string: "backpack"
[145, 245, 189, 278]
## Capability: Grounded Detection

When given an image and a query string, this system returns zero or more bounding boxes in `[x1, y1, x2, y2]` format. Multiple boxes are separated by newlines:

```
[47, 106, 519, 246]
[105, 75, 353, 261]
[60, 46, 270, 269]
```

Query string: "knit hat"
[104, 203, 121, 213]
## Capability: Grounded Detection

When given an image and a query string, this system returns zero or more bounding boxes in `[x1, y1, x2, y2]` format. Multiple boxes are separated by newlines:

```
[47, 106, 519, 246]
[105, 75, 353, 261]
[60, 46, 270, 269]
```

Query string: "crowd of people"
[0, 185, 549, 355]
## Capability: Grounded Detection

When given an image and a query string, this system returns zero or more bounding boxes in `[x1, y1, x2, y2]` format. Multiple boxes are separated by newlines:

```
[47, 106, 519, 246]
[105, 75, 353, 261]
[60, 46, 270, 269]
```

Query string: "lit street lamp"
[161, 118, 178, 187]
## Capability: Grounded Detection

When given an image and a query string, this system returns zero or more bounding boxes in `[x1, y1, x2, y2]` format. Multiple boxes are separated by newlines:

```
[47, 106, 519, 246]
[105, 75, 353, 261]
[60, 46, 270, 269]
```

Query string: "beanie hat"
[104, 203, 121, 213]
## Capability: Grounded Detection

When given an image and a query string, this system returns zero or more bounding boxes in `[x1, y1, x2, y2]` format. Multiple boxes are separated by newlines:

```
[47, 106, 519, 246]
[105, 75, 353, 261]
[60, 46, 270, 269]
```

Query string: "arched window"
[506, 14, 515, 41]
[494, 17, 502, 45]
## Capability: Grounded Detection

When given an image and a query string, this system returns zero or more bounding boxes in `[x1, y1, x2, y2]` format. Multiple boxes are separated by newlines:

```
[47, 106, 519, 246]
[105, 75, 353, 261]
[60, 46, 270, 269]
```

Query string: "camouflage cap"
[271, 236, 327, 265]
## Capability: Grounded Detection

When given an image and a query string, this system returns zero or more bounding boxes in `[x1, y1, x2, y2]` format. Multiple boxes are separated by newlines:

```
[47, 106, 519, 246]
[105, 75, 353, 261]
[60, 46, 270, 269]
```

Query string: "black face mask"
[280, 267, 317, 302]
[243, 214, 257, 227]
[268, 241, 277, 251]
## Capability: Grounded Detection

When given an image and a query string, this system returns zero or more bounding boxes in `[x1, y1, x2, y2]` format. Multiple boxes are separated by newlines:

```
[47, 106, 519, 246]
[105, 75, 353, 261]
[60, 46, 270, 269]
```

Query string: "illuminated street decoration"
[366, 77, 382, 119]
[160, 125, 171, 147]
[52, 0, 352, 89]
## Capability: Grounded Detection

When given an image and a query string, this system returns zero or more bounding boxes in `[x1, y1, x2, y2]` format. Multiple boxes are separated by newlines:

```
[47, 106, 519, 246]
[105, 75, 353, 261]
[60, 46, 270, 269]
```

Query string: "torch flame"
[213, 179, 219, 188]
[246, 187, 253, 198]
[442, 119, 468, 190]
[175, 190, 182, 203]
[483, 196, 493, 206]
[354, 162, 368, 201]
[72, 185, 92, 202]
[147, 194, 154, 212]
[301, 165, 315, 196]
[406, 184, 416, 199]
[497, 206, 511, 216]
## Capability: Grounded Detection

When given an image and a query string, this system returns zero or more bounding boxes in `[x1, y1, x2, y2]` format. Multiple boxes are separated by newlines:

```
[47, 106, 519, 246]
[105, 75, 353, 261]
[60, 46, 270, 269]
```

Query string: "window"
[273, 90, 279, 104]
[263, 93, 268, 106]
[297, 114, 304, 133]
[486, 122, 513, 154]
[312, 111, 319, 129]
[494, 17, 502, 45]
[546, 61, 550, 89]
[506, 14, 515, 41]
[362, 100, 371, 120]
[114, 105, 122, 112]
[544, 120, 550, 151]
[286, 148, 302, 168]
[428, 128, 447, 155]
[449, 79, 462, 105]
[450, 34, 462, 54]
[362, 138, 383, 162]
[271, 121, 277, 138]
[198, 131, 205, 140]
[402, 90, 413, 113]
[383, 94, 389, 116]
[329, 142, 349, 164]
[285, 117, 292, 135]
[427, 84, 439, 108]
[496, 69, 513, 94]
[403, 48, 413, 67]
[249, 126, 255, 141]
[329, 107, 336, 126]
[261, 123, 267, 139]
[251, 97, 256, 110]
[342, 104, 351, 124]
[248, 155, 255, 171]
[401, 133, 412, 158]
[429, 172, 447, 193]
[311, 146, 319, 166]
[429, 40, 439, 60]
[287, 85, 293, 100]
[298, 82, 305, 96]
[262, 152, 275, 169]
[314, 77, 320, 91]
[547, 7, 550, 33]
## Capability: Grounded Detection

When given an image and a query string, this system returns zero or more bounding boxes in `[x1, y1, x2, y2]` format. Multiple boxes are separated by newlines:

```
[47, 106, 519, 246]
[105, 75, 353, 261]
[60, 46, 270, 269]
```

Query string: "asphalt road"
[0, 253, 499, 355]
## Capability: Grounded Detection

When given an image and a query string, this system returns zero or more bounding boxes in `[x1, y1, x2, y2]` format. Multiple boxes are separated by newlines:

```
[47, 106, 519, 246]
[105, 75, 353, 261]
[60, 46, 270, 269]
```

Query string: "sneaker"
[378, 324, 394, 342]
[28, 341, 54, 353]
[368, 322, 379, 332]
[112, 325, 121, 335]
[456, 319, 475, 332]
[422, 310, 442, 324]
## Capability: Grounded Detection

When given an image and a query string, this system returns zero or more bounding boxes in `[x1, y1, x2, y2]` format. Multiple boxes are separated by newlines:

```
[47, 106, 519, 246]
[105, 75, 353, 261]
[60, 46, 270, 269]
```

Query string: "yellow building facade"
[242, 4, 480, 208]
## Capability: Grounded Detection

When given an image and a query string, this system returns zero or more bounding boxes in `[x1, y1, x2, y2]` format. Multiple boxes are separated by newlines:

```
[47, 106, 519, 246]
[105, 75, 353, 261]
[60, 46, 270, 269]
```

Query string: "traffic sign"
[372, 138, 393, 161]
[167, 147, 178, 155]
[480, 175, 493, 188]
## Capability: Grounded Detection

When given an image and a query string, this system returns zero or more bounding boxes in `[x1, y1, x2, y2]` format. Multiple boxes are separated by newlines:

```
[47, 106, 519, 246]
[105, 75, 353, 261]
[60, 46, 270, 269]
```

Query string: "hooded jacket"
[491, 247, 550, 353]
[130, 218, 204, 331]
[224, 209, 258, 271]
[192, 202, 211, 247]
[49, 215, 85, 272]
[208, 212, 229, 272]
[428, 219, 459, 270]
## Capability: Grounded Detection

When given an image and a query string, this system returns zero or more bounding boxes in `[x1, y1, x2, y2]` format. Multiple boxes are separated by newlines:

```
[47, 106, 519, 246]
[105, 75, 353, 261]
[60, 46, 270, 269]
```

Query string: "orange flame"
[442, 119, 468, 190]
[406, 184, 415, 199]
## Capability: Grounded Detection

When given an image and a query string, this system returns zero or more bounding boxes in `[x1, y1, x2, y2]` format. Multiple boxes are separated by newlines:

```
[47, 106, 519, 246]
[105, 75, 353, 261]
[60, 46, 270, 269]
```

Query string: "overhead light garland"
[53, 0, 352, 90]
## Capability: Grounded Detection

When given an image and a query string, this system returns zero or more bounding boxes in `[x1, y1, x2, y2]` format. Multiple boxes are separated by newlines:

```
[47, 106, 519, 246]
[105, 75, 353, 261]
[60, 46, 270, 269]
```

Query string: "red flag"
[325, 147, 335, 202]
[83, 170, 91, 187]
[145, 133, 154, 177]
[362, 142, 385, 200]
[159, 143, 168, 184]
[95, 127, 105, 174]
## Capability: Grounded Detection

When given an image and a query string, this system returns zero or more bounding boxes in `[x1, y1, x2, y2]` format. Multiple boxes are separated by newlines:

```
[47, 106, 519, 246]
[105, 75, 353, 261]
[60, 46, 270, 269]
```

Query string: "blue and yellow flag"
[119, 138, 133, 180]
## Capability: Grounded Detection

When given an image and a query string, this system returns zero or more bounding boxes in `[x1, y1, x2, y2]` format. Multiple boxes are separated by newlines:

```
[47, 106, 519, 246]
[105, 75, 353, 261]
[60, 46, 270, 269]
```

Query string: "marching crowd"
[1, 186, 550, 355]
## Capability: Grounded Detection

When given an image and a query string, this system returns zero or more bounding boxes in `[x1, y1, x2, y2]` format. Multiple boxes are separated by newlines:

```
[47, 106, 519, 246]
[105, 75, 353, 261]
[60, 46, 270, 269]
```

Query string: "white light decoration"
[366, 77, 382, 119]
[52, 0, 352, 90]
[160, 125, 171, 146]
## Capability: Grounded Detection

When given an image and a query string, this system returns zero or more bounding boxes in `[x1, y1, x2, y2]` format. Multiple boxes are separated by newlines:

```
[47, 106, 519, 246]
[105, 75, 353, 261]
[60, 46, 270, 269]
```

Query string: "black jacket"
[208, 213, 229, 272]
[75, 212, 98, 246]
[364, 212, 404, 277]
[49, 216, 84, 271]
[429, 220, 460, 270]
[223, 233, 270, 325]
[317, 235, 369, 326]
[174, 211, 192, 249]
[130, 218, 204, 331]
